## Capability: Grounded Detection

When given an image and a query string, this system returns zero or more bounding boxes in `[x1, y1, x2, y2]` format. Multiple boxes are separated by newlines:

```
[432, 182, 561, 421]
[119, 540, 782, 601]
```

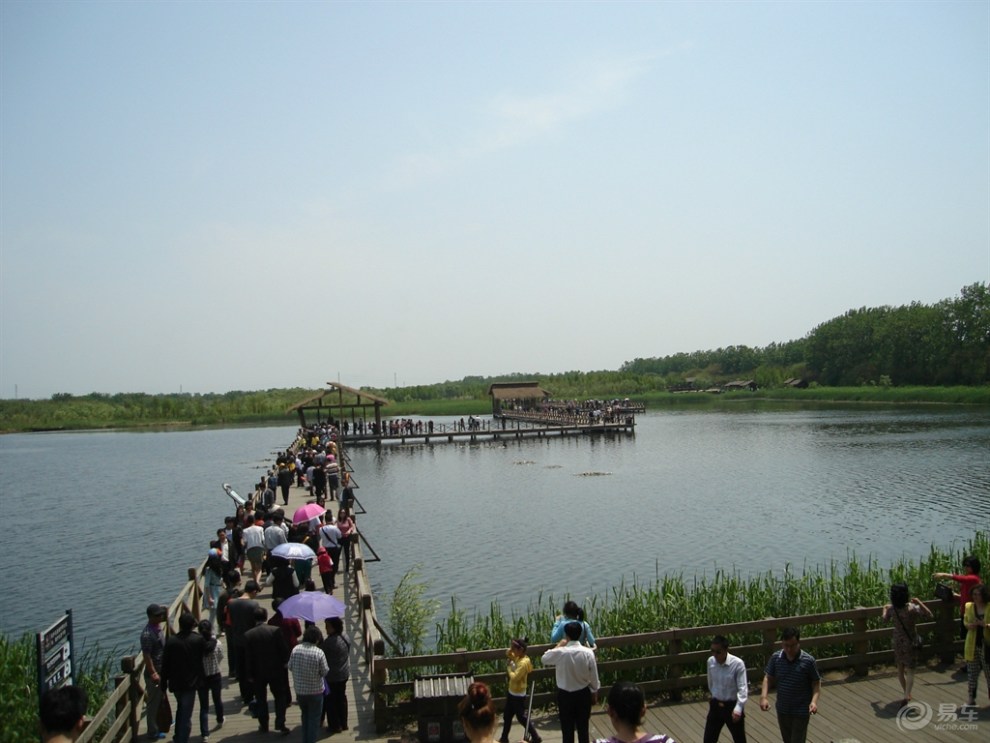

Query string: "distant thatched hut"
[488, 382, 551, 416]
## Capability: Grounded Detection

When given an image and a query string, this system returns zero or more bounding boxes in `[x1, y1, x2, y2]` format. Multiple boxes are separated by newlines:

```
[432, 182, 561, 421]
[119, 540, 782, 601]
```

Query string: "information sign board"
[36, 610, 74, 697]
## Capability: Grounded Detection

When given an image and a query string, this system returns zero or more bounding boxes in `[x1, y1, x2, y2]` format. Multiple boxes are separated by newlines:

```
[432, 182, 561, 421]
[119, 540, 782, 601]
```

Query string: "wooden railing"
[77, 559, 207, 743]
[498, 409, 634, 427]
[367, 598, 960, 732]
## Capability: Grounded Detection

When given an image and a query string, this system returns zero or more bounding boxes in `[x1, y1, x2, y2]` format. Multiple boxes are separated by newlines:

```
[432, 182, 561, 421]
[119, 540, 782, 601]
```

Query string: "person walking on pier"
[319, 515, 342, 592]
[242, 515, 265, 586]
[704, 635, 748, 743]
[288, 625, 330, 743]
[598, 681, 676, 743]
[244, 606, 291, 734]
[934, 555, 982, 669]
[140, 603, 168, 741]
[759, 627, 821, 743]
[541, 621, 600, 743]
[882, 582, 933, 707]
[197, 619, 225, 738]
[963, 583, 990, 709]
[322, 616, 351, 733]
[337, 508, 355, 574]
[160, 612, 205, 743]
[277, 459, 294, 506]
[226, 579, 261, 708]
[499, 637, 541, 743]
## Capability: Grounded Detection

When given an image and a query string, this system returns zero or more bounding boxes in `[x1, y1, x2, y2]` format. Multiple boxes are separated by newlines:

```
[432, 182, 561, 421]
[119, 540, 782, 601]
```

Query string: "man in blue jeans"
[760, 627, 821, 743]
[161, 612, 205, 743]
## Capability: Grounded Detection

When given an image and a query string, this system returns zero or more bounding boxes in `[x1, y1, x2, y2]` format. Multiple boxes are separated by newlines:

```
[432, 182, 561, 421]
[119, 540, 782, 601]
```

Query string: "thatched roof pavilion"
[288, 382, 390, 430]
[487, 381, 551, 415]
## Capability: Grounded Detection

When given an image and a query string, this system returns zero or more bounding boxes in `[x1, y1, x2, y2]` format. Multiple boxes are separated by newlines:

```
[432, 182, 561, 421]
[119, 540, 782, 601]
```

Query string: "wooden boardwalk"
[166, 489, 987, 743]
[186, 638, 988, 743]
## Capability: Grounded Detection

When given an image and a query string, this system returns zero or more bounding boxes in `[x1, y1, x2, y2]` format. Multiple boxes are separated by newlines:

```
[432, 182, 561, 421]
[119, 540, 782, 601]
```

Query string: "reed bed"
[0, 634, 118, 743]
[433, 532, 989, 688]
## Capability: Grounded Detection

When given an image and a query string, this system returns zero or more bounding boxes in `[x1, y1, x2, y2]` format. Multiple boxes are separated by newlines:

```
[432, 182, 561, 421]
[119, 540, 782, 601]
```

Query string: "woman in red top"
[935, 555, 982, 648]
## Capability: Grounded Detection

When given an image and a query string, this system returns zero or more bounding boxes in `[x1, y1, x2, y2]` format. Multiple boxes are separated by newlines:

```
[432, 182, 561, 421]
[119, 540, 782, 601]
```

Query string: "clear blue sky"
[2, 1, 988, 398]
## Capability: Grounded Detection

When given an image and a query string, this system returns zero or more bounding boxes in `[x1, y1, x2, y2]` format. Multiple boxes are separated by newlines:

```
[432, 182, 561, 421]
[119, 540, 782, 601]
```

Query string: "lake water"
[1, 408, 988, 655]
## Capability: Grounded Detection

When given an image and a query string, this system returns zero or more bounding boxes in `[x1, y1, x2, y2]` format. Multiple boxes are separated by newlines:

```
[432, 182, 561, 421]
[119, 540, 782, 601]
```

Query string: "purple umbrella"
[292, 502, 325, 525]
[276, 591, 345, 622]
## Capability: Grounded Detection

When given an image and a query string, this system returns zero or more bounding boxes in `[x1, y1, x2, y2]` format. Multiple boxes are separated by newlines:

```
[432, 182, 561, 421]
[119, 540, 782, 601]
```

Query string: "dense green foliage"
[432, 532, 989, 690]
[623, 282, 989, 387]
[0, 634, 117, 743]
[2, 283, 987, 432]
[0, 387, 315, 432]
[389, 566, 442, 657]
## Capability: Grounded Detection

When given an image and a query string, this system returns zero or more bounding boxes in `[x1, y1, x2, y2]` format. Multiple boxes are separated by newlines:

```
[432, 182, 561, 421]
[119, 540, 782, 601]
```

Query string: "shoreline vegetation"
[1, 385, 988, 434]
[424, 531, 989, 684]
[2, 283, 987, 432]
[3, 532, 986, 741]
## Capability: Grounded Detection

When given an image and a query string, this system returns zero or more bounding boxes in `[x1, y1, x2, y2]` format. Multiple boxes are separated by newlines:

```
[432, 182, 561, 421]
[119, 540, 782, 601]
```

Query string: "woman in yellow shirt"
[499, 638, 541, 743]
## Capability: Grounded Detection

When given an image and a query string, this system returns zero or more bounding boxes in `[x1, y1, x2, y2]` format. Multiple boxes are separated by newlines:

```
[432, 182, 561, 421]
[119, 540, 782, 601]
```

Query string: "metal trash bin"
[414, 672, 473, 743]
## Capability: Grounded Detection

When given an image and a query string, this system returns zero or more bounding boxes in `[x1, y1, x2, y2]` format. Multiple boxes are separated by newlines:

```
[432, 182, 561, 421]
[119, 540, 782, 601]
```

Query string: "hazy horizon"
[3, 2, 987, 399]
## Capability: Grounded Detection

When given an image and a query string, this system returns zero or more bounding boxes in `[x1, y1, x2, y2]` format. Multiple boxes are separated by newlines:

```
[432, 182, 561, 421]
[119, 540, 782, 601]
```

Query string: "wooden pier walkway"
[189, 490, 985, 743]
[185, 643, 987, 743]
[341, 418, 635, 447]
[108, 451, 986, 743]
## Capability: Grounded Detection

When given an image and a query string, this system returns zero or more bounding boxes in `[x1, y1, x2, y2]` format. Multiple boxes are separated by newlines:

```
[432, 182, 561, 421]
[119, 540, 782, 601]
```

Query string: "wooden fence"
[77, 561, 206, 743]
[366, 597, 961, 732]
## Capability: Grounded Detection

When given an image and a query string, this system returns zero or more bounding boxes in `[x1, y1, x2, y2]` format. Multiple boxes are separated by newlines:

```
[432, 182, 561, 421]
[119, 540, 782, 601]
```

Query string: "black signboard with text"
[37, 610, 74, 697]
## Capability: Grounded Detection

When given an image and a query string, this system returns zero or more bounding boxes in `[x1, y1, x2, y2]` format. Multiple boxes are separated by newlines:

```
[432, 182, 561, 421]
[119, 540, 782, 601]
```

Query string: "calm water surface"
[1, 409, 988, 654]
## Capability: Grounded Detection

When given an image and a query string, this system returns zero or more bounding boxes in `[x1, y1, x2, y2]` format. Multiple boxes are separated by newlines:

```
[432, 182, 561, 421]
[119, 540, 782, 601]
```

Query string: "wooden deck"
[189, 635, 988, 743]
[161, 486, 986, 743]
[341, 421, 634, 447]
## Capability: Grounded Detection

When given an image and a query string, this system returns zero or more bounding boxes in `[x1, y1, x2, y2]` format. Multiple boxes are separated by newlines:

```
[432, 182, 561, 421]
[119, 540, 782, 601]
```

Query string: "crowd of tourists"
[140, 424, 354, 743]
[123, 416, 987, 743]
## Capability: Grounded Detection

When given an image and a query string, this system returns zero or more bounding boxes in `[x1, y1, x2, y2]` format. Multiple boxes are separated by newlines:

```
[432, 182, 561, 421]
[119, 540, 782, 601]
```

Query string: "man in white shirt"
[242, 515, 265, 586]
[705, 634, 748, 743]
[541, 621, 600, 743]
[319, 516, 342, 591]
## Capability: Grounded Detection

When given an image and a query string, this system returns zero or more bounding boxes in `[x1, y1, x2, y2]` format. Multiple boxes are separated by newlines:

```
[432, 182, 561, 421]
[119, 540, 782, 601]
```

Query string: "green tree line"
[621, 281, 989, 388]
[1, 283, 987, 432]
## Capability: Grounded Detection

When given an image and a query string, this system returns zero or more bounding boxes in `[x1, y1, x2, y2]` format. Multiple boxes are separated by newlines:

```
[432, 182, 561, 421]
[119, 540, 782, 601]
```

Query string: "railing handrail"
[367, 597, 958, 729]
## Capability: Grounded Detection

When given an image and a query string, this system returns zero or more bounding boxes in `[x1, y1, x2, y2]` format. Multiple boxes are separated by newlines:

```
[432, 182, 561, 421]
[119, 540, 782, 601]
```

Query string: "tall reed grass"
[0, 634, 118, 743]
[434, 532, 989, 686]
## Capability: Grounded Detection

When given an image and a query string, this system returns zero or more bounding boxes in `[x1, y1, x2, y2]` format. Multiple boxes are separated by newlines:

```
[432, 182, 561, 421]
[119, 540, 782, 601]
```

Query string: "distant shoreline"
[2, 385, 988, 434]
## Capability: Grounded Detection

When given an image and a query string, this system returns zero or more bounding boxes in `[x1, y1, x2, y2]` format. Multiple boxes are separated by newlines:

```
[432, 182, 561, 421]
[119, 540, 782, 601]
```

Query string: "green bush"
[0, 634, 118, 743]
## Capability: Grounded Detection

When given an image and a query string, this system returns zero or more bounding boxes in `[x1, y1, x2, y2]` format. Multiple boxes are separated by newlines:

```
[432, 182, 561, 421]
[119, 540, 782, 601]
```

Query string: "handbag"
[156, 689, 173, 732]
[893, 606, 923, 652]
[934, 582, 955, 602]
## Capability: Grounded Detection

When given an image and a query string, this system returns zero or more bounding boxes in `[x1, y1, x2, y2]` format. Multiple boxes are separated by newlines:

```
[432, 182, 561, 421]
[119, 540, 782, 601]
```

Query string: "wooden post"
[852, 607, 869, 676]
[668, 632, 683, 702]
[188, 567, 201, 619]
[934, 597, 957, 664]
[455, 648, 469, 674]
[122, 655, 141, 742]
[373, 656, 389, 733]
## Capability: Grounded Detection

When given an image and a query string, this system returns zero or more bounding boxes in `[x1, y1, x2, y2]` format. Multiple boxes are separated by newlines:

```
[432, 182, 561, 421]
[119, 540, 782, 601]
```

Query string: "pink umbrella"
[292, 502, 325, 525]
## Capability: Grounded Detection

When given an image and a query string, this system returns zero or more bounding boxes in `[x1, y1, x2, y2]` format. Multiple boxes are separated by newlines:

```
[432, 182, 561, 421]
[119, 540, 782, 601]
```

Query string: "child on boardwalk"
[499, 638, 541, 743]
[317, 547, 334, 594]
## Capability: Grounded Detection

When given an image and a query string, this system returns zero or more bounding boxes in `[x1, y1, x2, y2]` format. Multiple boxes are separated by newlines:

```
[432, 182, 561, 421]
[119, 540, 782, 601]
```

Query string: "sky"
[1, 1, 988, 399]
